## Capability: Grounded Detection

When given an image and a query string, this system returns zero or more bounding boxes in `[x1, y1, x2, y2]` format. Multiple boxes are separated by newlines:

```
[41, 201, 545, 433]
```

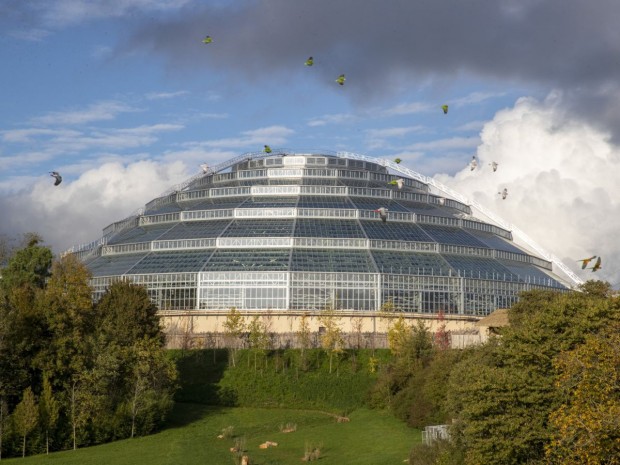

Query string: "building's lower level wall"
[159, 310, 488, 350]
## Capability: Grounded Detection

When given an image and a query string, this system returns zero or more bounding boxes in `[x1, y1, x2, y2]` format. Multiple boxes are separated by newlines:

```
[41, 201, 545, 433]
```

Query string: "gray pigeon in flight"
[49, 171, 62, 186]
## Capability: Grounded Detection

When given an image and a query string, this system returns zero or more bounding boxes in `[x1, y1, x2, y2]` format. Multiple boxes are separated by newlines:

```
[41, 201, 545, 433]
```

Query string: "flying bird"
[498, 188, 508, 200]
[202, 35, 213, 44]
[200, 164, 209, 174]
[577, 256, 597, 269]
[388, 178, 404, 189]
[336, 74, 346, 86]
[490, 161, 498, 172]
[469, 156, 478, 171]
[591, 257, 602, 272]
[49, 171, 62, 186]
[304, 56, 314, 66]
[441, 105, 449, 114]
[438, 197, 446, 206]
[374, 207, 388, 223]
[394, 158, 402, 164]
[263, 145, 272, 153]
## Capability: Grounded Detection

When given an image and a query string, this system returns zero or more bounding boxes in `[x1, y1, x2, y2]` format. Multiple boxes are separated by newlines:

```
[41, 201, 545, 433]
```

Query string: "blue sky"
[1, 0, 619, 286]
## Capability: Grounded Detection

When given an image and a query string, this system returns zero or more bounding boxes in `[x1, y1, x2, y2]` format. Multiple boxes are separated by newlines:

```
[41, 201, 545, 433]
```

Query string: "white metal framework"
[337, 151, 583, 286]
[72, 149, 575, 317]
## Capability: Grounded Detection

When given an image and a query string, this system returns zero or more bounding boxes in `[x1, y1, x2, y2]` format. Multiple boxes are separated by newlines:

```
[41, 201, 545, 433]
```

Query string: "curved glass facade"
[72, 151, 568, 316]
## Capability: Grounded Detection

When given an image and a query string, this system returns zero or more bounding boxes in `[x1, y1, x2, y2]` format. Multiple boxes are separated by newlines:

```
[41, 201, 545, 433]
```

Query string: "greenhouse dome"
[69, 149, 571, 317]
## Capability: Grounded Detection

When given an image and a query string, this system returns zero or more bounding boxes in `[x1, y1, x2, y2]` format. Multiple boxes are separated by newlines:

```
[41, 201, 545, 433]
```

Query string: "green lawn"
[5, 404, 420, 465]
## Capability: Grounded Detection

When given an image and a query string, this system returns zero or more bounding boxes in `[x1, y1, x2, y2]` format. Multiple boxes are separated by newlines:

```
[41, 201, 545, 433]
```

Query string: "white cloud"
[41, 0, 193, 28]
[434, 94, 620, 287]
[146, 90, 190, 100]
[366, 126, 424, 138]
[406, 137, 481, 152]
[365, 126, 426, 150]
[194, 125, 295, 149]
[381, 101, 434, 117]
[0, 159, 191, 254]
[307, 113, 358, 127]
[8, 28, 51, 42]
[30, 101, 138, 126]
[452, 91, 506, 107]
[455, 120, 487, 132]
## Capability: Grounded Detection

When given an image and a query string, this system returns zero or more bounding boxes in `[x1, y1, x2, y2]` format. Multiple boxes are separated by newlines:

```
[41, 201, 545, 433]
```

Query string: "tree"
[546, 331, 620, 464]
[0, 235, 52, 292]
[95, 281, 163, 347]
[297, 313, 312, 371]
[0, 396, 7, 460]
[446, 288, 620, 465]
[39, 254, 95, 389]
[248, 316, 269, 371]
[13, 387, 38, 457]
[39, 376, 59, 455]
[125, 339, 177, 438]
[387, 314, 411, 359]
[433, 310, 451, 351]
[0, 239, 52, 397]
[223, 307, 245, 367]
[318, 307, 344, 374]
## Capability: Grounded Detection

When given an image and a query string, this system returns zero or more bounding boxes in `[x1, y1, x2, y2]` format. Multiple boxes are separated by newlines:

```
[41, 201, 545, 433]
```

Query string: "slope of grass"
[4, 403, 420, 465]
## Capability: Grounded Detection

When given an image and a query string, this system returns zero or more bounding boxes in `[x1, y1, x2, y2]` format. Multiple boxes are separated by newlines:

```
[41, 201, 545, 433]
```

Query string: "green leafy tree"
[248, 316, 270, 371]
[0, 235, 52, 291]
[126, 339, 177, 438]
[0, 396, 7, 460]
[297, 313, 312, 371]
[446, 288, 620, 465]
[0, 239, 52, 397]
[39, 255, 95, 389]
[318, 307, 344, 374]
[223, 307, 245, 367]
[387, 314, 410, 359]
[95, 281, 163, 346]
[546, 331, 620, 464]
[13, 387, 38, 457]
[39, 376, 59, 454]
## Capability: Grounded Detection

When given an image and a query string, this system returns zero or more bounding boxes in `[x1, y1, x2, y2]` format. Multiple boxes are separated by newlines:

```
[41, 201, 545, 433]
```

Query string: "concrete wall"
[159, 310, 488, 350]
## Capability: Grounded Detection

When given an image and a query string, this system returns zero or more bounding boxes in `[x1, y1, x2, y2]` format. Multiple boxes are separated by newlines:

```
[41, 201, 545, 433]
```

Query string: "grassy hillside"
[172, 349, 392, 413]
[4, 404, 420, 465]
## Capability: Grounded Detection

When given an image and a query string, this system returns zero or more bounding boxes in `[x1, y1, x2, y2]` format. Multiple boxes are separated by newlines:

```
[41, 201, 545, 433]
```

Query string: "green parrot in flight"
[336, 74, 346, 85]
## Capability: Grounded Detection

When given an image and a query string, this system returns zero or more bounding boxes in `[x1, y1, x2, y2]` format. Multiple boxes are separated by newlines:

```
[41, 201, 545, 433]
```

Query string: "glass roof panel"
[297, 196, 353, 208]
[441, 255, 513, 279]
[108, 224, 174, 245]
[360, 221, 435, 242]
[157, 220, 232, 240]
[418, 225, 488, 247]
[88, 253, 149, 276]
[222, 219, 295, 237]
[127, 250, 213, 274]
[498, 260, 565, 287]
[294, 219, 365, 238]
[371, 251, 452, 275]
[203, 249, 290, 271]
[291, 248, 377, 272]
[473, 232, 525, 254]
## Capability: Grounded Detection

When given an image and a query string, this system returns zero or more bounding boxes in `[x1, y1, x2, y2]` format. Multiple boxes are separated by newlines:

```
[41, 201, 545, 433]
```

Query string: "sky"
[1, 0, 619, 286]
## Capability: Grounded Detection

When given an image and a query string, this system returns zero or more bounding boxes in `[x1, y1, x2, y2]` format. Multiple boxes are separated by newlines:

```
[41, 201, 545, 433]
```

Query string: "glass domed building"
[70, 150, 573, 318]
